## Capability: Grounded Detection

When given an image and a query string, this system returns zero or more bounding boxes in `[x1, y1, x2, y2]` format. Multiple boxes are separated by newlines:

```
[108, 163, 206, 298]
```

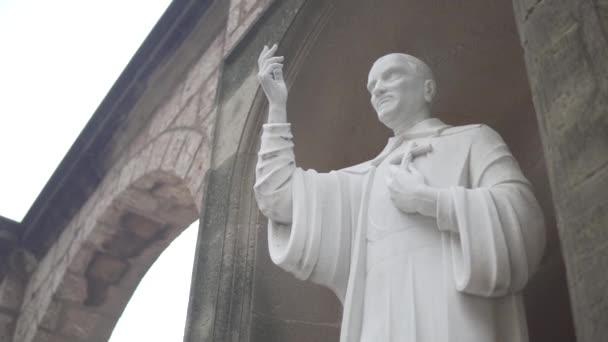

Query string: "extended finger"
[400, 151, 413, 169]
[262, 43, 278, 60]
[262, 56, 284, 70]
[258, 45, 269, 67]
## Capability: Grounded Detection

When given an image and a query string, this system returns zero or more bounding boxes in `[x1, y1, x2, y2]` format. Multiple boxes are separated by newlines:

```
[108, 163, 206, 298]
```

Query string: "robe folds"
[254, 118, 546, 342]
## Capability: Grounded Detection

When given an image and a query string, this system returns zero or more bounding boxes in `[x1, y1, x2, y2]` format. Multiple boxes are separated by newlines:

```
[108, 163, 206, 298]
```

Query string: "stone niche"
[249, 0, 576, 341]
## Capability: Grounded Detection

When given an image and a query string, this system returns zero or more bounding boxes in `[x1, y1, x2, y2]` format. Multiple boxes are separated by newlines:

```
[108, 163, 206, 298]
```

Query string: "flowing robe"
[254, 118, 545, 342]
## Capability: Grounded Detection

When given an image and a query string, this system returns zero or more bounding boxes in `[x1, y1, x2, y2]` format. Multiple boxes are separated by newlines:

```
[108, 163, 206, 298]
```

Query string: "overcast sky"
[0, 1, 197, 340]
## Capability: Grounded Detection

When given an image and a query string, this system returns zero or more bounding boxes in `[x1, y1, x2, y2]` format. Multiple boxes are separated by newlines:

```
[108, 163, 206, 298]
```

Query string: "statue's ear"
[424, 79, 436, 103]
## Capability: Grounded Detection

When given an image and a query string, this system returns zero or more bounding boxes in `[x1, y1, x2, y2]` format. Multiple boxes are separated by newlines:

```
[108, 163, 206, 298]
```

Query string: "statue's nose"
[372, 82, 387, 97]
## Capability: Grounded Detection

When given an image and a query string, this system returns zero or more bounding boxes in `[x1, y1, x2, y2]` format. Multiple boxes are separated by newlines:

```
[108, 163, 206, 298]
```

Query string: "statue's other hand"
[386, 164, 438, 217]
[257, 44, 287, 106]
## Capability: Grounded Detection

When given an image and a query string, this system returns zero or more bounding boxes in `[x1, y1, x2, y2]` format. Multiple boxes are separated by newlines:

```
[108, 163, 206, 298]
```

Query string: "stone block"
[515, 0, 578, 52]
[160, 203, 199, 231]
[185, 144, 212, 196]
[148, 87, 183, 138]
[243, 0, 259, 13]
[172, 93, 201, 128]
[0, 272, 24, 311]
[115, 263, 149, 290]
[250, 313, 340, 342]
[55, 272, 87, 303]
[227, 1, 242, 35]
[130, 144, 156, 190]
[117, 157, 138, 195]
[48, 268, 66, 301]
[227, 2, 267, 53]
[174, 131, 204, 179]
[161, 130, 189, 171]
[94, 285, 133, 319]
[129, 235, 171, 268]
[117, 188, 159, 214]
[572, 245, 608, 340]
[59, 307, 104, 340]
[31, 330, 66, 342]
[12, 315, 29, 342]
[152, 181, 196, 208]
[0, 311, 14, 342]
[181, 39, 223, 104]
[197, 72, 219, 120]
[39, 300, 62, 331]
[532, 26, 596, 128]
[90, 221, 120, 248]
[120, 212, 165, 241]
[47, 234, 71, 276]
[145, 133, 173, 173]
[86, 253, 129, 284]
[564, 180, 608, 254]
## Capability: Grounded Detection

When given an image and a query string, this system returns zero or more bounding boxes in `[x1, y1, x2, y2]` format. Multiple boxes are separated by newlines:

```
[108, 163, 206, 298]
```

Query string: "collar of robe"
[371, 118, 450, 166]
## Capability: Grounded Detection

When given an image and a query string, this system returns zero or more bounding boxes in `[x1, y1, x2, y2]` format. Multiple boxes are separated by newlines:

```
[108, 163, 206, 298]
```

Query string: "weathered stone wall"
[513, 0, 608, 341]
[2, 3, 238, 342]
[1, 0, 283, 340]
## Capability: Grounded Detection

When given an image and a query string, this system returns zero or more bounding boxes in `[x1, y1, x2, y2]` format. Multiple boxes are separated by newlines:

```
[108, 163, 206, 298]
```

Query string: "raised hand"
[257, 44, 287, 107]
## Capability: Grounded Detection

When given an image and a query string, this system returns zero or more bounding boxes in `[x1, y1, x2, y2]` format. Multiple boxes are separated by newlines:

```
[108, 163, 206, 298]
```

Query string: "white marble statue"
[253, 44, 546, 342]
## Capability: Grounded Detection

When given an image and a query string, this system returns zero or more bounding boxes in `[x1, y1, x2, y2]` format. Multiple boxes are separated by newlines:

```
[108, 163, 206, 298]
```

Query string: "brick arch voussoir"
[124, 128, 210, 212]
[28, 169, 200, 342]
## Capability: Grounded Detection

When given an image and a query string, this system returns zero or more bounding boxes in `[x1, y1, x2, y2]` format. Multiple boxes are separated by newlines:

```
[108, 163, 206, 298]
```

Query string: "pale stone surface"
[513, 0, 608, 340]
[254, 47, 546, 341]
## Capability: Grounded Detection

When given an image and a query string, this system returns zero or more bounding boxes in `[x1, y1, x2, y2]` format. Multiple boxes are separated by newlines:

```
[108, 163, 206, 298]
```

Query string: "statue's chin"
[377, 109, 402, 131]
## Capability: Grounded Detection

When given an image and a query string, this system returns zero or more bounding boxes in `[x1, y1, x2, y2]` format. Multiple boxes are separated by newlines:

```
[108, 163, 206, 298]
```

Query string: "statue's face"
[367, 54, 429, 129]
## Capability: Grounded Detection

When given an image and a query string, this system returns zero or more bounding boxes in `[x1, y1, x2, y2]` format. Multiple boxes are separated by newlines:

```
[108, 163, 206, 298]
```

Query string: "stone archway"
[5, 14, 225, 337]
[10, 40, 220, 339]
[13, 168, 200, 342]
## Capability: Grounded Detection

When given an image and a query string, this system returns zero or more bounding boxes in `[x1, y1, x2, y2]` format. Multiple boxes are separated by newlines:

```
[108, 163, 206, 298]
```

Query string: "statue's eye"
[385, 72, 399, 81]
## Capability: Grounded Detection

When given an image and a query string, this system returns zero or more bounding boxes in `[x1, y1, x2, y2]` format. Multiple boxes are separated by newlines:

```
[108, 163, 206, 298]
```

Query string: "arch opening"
[241, 0, 576, 340]
[30, 170, 199, 342]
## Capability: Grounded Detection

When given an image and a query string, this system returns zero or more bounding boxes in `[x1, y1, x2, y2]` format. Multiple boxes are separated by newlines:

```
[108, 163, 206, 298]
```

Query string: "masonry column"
[512, 1, 608, 341]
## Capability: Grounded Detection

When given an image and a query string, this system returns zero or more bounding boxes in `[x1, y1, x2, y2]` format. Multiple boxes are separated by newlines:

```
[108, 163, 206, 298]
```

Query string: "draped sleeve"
[254, 123, 363, 302]
[436, 125, 546, 297]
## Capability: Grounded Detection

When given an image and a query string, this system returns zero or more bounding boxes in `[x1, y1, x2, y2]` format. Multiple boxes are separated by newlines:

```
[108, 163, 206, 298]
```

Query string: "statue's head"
[367, 53, 436, 132]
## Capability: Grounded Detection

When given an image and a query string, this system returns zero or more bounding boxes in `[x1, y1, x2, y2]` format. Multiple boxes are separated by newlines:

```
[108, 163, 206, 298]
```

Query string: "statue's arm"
[436, 125, 541, 233]
[436, 125, 546, 295]
[254, 120, 295, 224]
[253, 44, 294, 224]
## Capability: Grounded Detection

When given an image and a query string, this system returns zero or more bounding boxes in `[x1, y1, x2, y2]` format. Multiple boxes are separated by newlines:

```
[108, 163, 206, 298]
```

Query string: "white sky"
[0, 1, 198, 341]
[110, 221, 198, 342]
[0, 0, 171, 221]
